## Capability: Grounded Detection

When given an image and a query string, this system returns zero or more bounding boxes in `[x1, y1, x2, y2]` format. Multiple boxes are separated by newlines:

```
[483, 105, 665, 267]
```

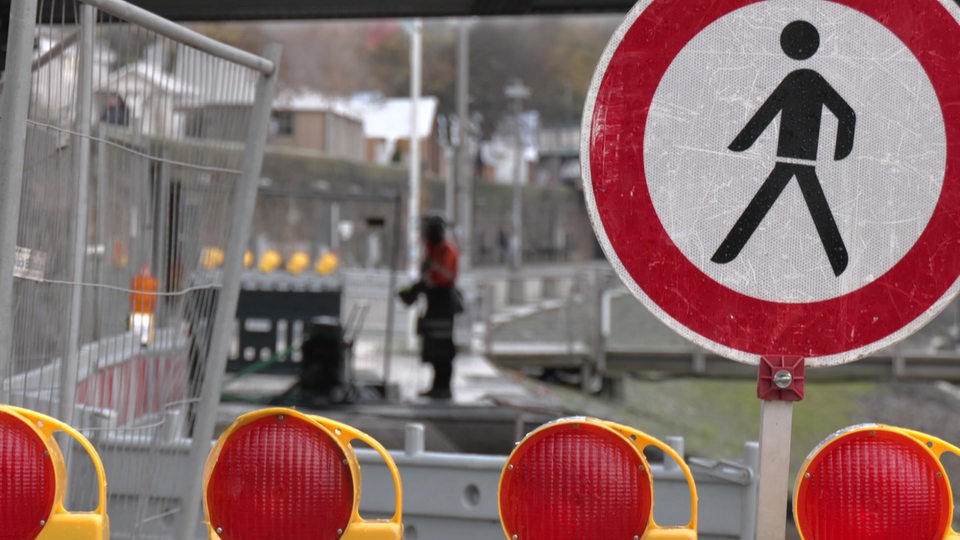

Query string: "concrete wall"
[254, 149, 598, 270]
[270, 109, 366, 162]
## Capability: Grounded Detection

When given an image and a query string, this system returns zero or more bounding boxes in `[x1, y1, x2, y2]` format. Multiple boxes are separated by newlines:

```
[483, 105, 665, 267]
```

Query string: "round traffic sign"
[582, 0, 960, 366]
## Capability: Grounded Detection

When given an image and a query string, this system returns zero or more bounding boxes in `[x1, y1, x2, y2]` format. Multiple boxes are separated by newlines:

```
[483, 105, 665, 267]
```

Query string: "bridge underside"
[123, 0, 960, 21]
[125, 0, 634, 21]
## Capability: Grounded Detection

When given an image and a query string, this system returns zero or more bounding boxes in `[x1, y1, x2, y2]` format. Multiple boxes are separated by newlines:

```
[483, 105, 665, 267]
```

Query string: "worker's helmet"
[420, 211, 447, 244]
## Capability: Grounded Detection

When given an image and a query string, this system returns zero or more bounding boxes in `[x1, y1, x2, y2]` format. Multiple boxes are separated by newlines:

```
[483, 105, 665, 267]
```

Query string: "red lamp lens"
[796, 429, 951, 540]
[500, 422, 651, 540]
[206, 415, 354, 540]
[0, 411, 56, 540]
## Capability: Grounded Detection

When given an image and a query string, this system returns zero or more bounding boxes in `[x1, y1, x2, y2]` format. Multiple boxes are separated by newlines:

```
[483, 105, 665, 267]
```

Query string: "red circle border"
[586, 0, 960, 361]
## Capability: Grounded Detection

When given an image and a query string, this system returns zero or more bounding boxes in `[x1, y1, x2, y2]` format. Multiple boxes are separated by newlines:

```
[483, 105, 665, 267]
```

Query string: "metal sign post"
[755, 357, 805, 540]
[755, 401, 793, 540]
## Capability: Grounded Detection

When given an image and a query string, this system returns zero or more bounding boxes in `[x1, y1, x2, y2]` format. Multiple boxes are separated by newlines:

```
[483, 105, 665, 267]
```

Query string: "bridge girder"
[124, 0, 634, 21]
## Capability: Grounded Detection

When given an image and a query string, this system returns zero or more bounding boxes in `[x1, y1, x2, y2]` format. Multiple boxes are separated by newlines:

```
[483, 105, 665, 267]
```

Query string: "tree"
[469, 17, 619, 134]
[191, 16, 621, 137]
[363, 21, 456, 113]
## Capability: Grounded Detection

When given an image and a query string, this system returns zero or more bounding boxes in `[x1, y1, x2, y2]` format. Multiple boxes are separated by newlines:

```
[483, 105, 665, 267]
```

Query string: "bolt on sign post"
[582, 1, 960, 538]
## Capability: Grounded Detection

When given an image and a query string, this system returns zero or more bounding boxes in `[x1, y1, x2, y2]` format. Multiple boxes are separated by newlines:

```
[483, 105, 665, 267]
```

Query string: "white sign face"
[645, 2, 946, 303]
[583, 0, 960, 366]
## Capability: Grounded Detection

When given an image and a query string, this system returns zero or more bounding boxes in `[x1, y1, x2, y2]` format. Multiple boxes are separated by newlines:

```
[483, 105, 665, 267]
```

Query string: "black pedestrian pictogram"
[712, 20, 856, 276]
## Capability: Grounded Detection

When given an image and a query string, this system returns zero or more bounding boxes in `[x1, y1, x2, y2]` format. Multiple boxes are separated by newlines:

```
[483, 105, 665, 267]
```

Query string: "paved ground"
[218, 263, 600, 453]
[220, 331, 569, 455]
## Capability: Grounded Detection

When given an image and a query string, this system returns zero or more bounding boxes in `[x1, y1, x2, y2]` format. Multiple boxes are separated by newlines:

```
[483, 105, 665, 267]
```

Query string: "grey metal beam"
[61, 3, 96, 427]
[35, 0, 960, 23]
[80, 0, 275, 74]
[120, 0, 635, 21]
[0, 0, 39, 399]
[40, 0, 955, 21]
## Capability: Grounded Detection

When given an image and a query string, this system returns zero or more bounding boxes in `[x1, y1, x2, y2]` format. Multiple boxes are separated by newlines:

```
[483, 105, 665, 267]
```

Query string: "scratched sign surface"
[582, 0, 960, 366]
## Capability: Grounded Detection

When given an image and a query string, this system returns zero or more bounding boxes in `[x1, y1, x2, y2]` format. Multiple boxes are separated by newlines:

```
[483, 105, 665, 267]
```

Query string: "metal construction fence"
[0, 0, 278, 537]
[0, 3, 790, 538]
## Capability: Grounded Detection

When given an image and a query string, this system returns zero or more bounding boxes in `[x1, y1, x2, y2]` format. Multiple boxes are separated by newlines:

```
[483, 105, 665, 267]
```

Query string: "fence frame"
[0, 1, 280, 536]
[0, 0, 41, 398]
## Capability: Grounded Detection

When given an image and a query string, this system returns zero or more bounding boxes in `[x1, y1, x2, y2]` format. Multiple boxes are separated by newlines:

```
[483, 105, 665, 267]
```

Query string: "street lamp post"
[402, 19, 423, 354]
[406, 19, 423, 279]
[454, 19, 473, 271]
[505, 79, 530, 303]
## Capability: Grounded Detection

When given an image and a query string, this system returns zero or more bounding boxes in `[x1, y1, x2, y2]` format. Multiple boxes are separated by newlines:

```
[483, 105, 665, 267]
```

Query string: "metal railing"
[486, 272, 960, 384]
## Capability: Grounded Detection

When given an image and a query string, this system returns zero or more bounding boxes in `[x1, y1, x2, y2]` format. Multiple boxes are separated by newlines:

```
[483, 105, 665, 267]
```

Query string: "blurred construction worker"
[399, 212, 462, 399]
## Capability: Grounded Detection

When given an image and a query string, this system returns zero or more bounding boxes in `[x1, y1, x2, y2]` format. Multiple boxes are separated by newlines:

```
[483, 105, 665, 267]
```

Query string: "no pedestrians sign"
[582, 0, 960, 367]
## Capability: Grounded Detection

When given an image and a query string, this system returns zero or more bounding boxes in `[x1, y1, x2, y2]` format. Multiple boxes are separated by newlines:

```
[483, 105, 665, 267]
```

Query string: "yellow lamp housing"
[315, 251, 340, 275]
[203, 407, 402, 540]
[285, 251, 310, 275]
[794, 424, 960, 540]
[0, 405, 109, 540]
[605, 419, 699, 539]
[257, 250, 282, 273]
[200, 247, 225, 270]
[498, 417, 698, 540]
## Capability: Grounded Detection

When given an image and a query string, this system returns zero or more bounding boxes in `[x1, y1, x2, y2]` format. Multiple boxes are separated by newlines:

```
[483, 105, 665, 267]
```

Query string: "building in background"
[352, 94, 446, 178]
[536, 124, 580, 186]
[477, 110, 538, 185]
[103, 62, 198, 137]
[269, 90, 365, 161]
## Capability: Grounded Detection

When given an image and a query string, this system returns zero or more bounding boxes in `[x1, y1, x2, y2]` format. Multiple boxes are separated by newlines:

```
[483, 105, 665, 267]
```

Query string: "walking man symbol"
[711, 20, 856, 276]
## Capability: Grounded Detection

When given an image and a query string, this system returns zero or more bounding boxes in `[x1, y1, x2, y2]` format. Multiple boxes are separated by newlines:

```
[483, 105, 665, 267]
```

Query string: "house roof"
[352, 96, 439, 141]
[105, 62, 198, 96]
[273, 90, 363, 122]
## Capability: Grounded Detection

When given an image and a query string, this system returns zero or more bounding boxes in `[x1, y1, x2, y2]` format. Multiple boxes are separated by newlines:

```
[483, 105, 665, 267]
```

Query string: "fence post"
[174, 43, 282, 540]
[383, 192, 403, 388]
[0, 0, 40, 398]
[60, 3, 97, 427]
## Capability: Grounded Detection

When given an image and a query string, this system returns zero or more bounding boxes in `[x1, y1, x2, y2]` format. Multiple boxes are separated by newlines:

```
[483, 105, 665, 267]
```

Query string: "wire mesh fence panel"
[0, 1, 276, 537]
